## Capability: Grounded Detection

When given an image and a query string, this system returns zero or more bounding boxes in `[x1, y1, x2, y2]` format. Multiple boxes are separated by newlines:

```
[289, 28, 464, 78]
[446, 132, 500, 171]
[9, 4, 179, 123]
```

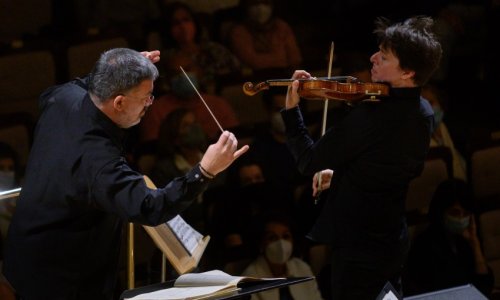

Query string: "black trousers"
[330, 246, 407, 300]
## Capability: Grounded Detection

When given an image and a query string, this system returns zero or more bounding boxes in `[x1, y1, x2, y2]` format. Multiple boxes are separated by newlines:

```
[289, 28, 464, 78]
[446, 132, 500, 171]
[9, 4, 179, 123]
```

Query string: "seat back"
[479, 209, 500, 289]
[470, 145, 500, 200]
[0, 112, 35, 168]
[0, 50, 56, 116]
[0, 0, 51, 42]
[406, 146, 453, 217]
[67, 37, 129, 79]
[147, 31, 162, 51]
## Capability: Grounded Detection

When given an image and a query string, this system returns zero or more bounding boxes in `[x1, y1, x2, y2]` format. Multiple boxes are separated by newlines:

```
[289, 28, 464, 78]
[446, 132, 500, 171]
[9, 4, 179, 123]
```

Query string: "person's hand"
[312, 169, 334, 197]
[286, 70, 311, 109]
[140, 50, 160, 64]
[200, 131, 249, 176]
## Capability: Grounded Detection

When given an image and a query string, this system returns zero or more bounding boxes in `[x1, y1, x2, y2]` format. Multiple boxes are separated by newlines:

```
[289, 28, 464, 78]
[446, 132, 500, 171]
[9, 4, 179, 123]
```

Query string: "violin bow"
[315, 42, 334, 204]
[322, 42, 334, 135]
[179, 66, 224, 133]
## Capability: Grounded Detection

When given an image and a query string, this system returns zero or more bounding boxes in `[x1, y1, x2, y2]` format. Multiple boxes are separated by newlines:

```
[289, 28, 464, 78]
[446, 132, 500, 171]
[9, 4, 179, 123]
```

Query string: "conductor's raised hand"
[140, 50, 161, 63]
[286, 70, 312, 109]
[200, 131, 249, 177]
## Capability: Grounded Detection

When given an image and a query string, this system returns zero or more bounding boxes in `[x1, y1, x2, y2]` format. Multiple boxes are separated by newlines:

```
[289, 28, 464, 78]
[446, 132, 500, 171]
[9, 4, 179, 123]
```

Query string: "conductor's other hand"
[140, 50, 161, 63]
[286, 70, 311, 109]
[200, 131, 249, 177]
[312, 169, 334, 197]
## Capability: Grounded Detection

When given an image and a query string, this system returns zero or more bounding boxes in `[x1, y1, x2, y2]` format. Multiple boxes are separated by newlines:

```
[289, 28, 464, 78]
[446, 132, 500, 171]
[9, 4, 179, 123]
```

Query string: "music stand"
[120, 276, 314, 300]
[376, 281, 402, 300]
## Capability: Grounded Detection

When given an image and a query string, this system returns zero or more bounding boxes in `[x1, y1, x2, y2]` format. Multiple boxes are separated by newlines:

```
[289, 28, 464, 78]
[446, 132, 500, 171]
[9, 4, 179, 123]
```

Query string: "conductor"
[3, 48, 248, 299]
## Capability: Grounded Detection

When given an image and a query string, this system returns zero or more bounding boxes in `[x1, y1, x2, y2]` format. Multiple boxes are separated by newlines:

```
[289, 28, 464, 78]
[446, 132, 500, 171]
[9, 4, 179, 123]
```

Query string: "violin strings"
[179, 66, 224, 133]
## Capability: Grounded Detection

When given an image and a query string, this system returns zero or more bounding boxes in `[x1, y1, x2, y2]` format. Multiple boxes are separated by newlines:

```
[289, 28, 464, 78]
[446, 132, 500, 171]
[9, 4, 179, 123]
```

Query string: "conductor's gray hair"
[88, 48, 159, 103]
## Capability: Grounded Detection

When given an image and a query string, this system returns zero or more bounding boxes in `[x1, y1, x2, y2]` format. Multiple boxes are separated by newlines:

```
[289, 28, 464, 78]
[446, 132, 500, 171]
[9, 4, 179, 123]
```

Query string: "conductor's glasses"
[124, 93, 155, 106]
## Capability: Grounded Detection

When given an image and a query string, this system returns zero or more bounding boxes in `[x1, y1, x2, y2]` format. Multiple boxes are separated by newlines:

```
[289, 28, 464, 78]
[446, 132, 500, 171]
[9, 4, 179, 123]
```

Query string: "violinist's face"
[370, 47, 415, 88]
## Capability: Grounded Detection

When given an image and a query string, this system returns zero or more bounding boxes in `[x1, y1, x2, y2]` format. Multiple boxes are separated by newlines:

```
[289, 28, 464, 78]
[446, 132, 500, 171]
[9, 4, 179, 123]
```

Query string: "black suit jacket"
[3, 78, 211, 299]
[282, 87, 434, 256]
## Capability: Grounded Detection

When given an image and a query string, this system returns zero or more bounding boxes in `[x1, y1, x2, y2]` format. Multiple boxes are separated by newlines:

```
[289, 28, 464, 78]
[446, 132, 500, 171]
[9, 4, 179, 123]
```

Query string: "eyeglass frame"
[121, 93, 155, 106]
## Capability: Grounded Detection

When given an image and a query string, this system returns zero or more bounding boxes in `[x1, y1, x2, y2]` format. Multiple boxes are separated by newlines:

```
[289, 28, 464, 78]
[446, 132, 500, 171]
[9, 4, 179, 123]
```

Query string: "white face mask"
[265, 239, 292, 264]
[444, 214, 470, 235]
[0, 170, 15, 191]
[247, 4, 273, 25]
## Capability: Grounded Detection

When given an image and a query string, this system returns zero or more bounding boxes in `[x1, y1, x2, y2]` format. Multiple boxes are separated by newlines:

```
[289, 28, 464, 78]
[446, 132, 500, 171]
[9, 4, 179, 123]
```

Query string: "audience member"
[157, 1, 241, 93]
[208, 156, 270, 246]
[250, 89, 306, 198]
[228, 0, 302, 71]
[140, 51, 240, 142]
[0, 142, 20, 240]
[421, 84, 467, 181]
[404, 178, 494, 297]
[432, 0, 487, 84]
[0, 142, 20, 190]
[150, 108, 211, 232]
[0, 142, 17, 300]
[160, 0, 239, 14]
[73, 0, 160, 48]
[231, 157, 266, 187]
[150, 108, 207, 186]
[242, 211, 323, 300]
[207, 156, 292, 270]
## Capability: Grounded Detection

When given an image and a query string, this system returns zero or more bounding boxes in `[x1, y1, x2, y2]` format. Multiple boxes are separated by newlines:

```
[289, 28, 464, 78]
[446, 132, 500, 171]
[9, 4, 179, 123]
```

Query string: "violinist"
[281, 16, 442, 299]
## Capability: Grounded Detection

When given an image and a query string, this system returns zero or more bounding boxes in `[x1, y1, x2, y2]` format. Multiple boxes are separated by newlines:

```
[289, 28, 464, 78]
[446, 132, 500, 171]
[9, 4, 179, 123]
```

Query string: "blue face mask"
[444, 214, 470, 235]
[170, 72, 199, 99]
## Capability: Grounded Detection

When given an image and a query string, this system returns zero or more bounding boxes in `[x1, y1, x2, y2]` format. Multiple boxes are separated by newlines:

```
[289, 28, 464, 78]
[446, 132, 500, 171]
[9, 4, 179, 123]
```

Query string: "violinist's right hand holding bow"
[312, 169, 334, 198]
[286, 70, 312, 109]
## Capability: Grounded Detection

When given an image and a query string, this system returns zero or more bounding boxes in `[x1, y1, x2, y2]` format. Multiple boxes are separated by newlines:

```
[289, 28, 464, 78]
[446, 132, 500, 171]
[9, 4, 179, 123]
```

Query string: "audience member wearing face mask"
[403, 178, 494, 298]
[421, 84, 467, 181]
[205, 155, 297, 273]
[250, 89, 306, 201]
[149, 108, 214, 233]
[151, 108, 207, 186]
[229, 0, 302, 71]
[241, 212, 324, 300]
[140, 52, 239, 142]
[157, 1, 241, 93]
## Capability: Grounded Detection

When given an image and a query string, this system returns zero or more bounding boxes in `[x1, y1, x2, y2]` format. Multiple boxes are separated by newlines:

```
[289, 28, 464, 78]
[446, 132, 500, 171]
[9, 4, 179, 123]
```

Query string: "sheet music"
[167, 215, 203, 255]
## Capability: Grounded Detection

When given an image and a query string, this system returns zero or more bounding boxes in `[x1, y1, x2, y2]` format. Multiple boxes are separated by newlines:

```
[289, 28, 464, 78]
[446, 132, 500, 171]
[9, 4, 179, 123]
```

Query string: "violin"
[243, 76, 389, 102]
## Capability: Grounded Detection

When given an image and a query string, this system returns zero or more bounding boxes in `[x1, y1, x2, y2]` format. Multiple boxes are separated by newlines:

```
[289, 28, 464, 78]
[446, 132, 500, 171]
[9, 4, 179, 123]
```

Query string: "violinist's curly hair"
[374, 16, 442, 86]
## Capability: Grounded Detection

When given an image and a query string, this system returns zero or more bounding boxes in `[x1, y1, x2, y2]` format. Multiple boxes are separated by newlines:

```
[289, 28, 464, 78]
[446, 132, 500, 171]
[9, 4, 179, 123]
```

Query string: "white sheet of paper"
[125, 285, 232, 300]
[167, 215, 203, 255]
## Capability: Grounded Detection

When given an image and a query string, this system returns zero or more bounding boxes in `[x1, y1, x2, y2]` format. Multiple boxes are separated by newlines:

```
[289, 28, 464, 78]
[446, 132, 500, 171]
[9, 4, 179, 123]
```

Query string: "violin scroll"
[243, 81, 270, 96]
